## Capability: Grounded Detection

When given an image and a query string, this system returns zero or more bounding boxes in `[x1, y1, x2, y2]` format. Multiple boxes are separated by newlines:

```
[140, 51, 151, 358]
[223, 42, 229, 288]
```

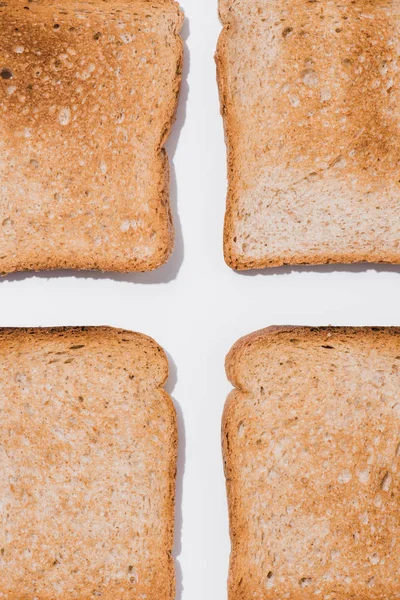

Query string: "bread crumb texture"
[0, 1, 183, 273]
[0, 326, 177, 599]
[224, 326, 400, 599]
[217, 0, 400, 269]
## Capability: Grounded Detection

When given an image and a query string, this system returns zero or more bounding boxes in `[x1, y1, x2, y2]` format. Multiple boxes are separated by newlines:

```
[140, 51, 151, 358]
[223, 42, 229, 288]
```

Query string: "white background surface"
[1, 2, 400, 599]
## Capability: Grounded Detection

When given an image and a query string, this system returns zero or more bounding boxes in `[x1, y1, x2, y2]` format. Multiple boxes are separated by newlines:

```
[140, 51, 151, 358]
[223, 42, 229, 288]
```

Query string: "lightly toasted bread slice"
[224, 326, 400, 599]
[0, 326, 177, 599]
[0, 1, 183, 273]
[216, 0, 400, 269]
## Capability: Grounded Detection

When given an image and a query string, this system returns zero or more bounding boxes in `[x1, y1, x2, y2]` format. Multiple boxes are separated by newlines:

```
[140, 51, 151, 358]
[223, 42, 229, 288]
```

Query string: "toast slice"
[0, 1, 183, 273]
[216, 0, 400, 269]
[0, 327, 177, 600]
[224, 326, 400, 599]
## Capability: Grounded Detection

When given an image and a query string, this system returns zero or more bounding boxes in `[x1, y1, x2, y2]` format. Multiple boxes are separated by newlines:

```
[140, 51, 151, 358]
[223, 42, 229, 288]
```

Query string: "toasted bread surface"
[0, 1, 183, 273]
[0, 326, 177, 599]
[224, 326, 400, 599]
[217, 0, 400, 269]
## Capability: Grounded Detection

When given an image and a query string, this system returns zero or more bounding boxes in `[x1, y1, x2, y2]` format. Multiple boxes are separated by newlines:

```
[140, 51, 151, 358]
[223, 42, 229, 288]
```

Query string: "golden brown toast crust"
[216, 0, 400, 269]
[224, 327, 400, 599]
[0, 1, 183, 273]
[0, 326, 177, 599]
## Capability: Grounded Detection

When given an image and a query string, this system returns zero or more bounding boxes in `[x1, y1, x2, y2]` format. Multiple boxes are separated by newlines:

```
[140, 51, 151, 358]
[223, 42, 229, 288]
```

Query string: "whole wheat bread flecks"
[216, 0, 400, 269]
[0, 326, 177, 600]
[0, 1, 183, 273]
[224, 326, 400, 599]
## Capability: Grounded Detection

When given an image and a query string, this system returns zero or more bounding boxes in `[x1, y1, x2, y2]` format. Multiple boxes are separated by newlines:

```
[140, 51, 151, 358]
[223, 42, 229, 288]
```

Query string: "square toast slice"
[0, 1, 183, 273]
[224, 326, 400, 599]
[217, 0, 400, 269]
[0, 326, 177, 599]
